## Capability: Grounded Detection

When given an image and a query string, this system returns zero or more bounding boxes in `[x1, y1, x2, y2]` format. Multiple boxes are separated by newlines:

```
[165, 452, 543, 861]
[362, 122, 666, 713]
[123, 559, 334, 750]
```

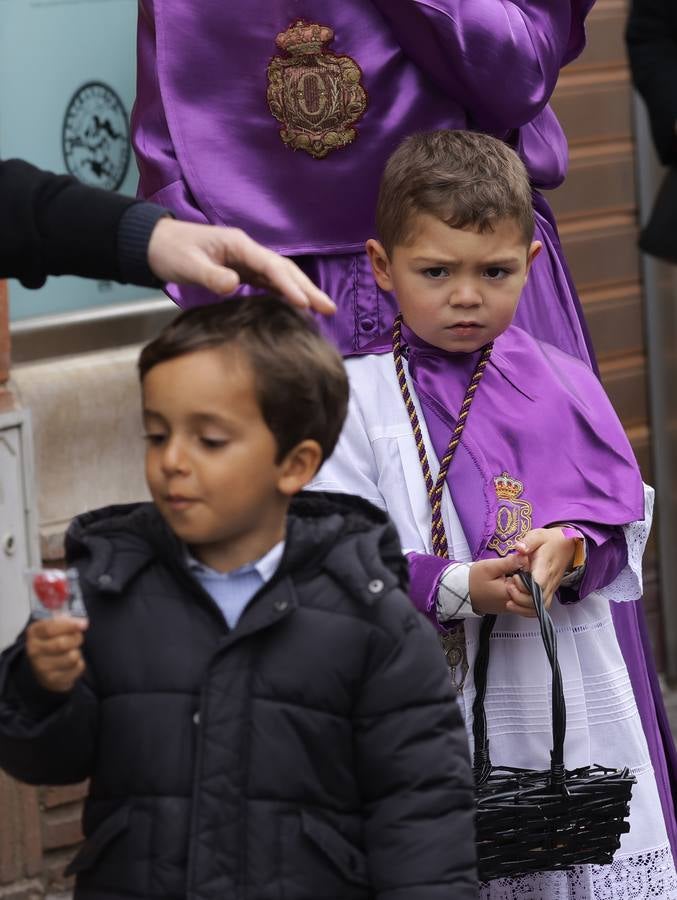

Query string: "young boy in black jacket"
[0, 297, 476, 900]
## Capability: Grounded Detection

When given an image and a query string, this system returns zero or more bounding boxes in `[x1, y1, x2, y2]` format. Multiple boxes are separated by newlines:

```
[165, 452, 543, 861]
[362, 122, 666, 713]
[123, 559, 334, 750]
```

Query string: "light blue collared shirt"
[185, 541, 285, 629]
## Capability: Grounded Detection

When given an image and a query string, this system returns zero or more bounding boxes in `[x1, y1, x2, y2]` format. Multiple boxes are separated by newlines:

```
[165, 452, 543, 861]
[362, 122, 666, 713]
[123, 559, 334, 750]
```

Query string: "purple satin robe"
[132, 0, 594, 360]
[132, 0, 676, 852]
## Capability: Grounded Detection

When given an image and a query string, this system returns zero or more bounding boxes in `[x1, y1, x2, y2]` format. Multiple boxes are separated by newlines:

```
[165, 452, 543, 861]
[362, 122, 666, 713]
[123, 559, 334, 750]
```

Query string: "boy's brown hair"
[376, 130, 535, 253]
[138, 297, 349, 463]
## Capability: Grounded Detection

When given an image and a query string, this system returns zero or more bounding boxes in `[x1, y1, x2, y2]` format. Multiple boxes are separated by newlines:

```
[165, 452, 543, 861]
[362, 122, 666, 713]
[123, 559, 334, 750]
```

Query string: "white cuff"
[436, 562, 481, 622]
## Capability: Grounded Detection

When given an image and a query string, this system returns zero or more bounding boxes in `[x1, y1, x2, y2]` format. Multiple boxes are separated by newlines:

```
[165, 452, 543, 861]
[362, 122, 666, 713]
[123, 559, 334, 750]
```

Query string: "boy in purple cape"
[311, 130, 677, 897]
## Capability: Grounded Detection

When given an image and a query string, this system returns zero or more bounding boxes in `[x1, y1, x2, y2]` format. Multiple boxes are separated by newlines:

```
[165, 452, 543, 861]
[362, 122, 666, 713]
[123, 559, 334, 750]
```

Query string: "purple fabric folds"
[352, 320, 642, 604]
[133, 1, 596, 360]
[133, 0, 591, 326]
[381, 323, 644, 557]
[612, 601, 677, 852]
[371, 1, 576, 131]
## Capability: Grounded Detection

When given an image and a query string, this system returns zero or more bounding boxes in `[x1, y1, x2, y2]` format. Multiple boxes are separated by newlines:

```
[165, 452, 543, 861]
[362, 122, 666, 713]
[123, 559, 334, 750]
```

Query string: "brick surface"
[18, 787, 42, 880]
[0, 879, 43, 900]
[42, 849, 76, 897]
[0, 774, 21, 885]
[0, 776, 42, 886]
[41, 787, 87, 812]
[40, 810, 82, 853]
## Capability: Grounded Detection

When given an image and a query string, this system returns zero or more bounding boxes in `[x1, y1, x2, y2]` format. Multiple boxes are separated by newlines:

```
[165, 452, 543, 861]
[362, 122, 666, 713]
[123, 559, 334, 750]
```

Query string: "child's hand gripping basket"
[472, 573, 636, 882]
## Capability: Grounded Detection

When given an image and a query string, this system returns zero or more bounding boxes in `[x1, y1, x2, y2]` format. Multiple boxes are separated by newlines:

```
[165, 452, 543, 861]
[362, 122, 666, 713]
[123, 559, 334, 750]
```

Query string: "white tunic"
[311, 351, 677, 899]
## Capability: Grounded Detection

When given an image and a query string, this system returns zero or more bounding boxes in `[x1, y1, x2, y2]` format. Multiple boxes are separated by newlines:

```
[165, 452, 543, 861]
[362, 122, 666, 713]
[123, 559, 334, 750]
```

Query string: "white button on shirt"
[185, 541, 285, 629]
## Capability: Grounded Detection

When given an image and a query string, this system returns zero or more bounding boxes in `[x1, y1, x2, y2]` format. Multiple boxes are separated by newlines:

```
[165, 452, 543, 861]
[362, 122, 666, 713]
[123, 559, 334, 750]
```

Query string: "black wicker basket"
[472, 573, 636, 882]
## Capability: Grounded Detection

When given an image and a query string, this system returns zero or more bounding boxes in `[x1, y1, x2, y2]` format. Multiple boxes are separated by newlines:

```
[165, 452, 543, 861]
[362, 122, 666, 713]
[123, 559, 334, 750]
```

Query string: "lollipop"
[32, 571, 70, 612]
[25, 568, 86, 619]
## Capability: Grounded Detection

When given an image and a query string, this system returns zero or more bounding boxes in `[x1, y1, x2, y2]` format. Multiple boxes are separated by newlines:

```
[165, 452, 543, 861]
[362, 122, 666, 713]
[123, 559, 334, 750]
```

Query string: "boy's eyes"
[199, 437, 228, 449]
[484, 267, 510, 280]
[143, 433, 228, 449]
[144, 432, 167, 446]
[421, 266, 513, 280]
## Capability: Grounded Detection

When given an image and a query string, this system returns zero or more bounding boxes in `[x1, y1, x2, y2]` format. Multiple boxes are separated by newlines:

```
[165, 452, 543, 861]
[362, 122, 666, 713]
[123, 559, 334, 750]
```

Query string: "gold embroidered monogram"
[487, 472, 533, 556]
[267, 20, 367, 159]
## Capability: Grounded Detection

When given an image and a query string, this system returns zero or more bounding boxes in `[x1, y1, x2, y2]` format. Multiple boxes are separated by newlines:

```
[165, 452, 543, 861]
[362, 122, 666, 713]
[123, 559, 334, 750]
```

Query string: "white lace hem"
[480, 841, 677, 899]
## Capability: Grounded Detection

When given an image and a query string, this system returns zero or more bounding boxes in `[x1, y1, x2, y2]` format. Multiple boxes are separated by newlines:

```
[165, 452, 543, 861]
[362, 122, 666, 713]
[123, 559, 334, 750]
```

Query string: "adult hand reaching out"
[0, 159, 338, 310]
[147, 219, 336, 315]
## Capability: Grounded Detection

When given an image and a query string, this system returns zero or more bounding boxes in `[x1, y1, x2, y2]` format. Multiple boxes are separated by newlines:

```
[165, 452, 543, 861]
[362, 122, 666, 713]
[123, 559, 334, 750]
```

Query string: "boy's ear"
[277, 439, 324, 497]
[524, 240, 542, 281]
[365, 239, 394, 292]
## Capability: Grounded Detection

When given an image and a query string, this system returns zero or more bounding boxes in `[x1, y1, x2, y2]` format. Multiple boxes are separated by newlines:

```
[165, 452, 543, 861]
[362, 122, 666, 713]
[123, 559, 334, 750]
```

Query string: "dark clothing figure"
[627, 0, 677, 166]
[0, 493, 476, 900]
[627, 0, 677, 262]
[0, 158, 165, 290]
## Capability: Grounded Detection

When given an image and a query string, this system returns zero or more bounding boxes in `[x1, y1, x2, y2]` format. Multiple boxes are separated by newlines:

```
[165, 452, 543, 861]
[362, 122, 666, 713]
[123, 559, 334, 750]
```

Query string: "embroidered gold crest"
[487, 472, 533, 557]
[266, 20, 367, 159]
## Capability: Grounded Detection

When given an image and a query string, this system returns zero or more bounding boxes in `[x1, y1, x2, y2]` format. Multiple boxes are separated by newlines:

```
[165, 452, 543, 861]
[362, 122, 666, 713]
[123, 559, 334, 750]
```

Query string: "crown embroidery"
[267, 20, 368, 159]
[487, 471, 533, 557]
[494, 472, 525, 501]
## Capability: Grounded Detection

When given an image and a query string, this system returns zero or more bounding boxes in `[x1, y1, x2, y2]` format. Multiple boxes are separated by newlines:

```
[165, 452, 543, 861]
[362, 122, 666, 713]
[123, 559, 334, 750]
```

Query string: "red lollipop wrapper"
[25, 568, 87, 619]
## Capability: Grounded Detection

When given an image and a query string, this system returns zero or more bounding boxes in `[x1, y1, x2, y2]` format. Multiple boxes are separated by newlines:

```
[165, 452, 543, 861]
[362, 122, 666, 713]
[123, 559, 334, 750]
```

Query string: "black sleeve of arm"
[627, 0, 677, 165]
[0, 639, 98, 785]
[0, 158, 167, 288]
[355, 595, 477, 900]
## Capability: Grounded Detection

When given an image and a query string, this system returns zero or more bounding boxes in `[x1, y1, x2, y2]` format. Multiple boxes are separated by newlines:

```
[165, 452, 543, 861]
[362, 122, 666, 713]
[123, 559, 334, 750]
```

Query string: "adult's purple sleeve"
[371, 0, 595, 131]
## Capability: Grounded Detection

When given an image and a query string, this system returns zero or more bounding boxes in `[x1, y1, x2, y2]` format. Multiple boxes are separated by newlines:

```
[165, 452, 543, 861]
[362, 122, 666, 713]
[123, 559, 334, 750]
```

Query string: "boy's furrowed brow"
[411, 256, 458, 264]
[410, 255, 522, 266]
[481, 256, 523, 267]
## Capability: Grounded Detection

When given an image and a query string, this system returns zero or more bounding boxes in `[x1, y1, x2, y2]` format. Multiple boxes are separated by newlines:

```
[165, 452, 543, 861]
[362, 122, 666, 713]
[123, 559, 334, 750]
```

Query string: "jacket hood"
[64, 492, 408, 601]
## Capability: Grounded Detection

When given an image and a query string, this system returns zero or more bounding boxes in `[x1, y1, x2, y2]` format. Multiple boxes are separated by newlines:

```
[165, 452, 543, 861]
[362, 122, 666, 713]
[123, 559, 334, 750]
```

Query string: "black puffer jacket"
[0, 492, 476, 900]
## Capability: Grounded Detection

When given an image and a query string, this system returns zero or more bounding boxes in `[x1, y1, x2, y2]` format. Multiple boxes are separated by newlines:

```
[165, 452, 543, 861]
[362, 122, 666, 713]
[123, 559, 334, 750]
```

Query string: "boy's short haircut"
[138, 297, 349, 463]
[376, 130, 535, 253]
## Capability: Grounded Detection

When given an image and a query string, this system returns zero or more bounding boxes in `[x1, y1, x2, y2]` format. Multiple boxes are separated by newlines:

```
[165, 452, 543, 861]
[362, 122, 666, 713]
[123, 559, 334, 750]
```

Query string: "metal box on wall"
[0, 408, 39, 650]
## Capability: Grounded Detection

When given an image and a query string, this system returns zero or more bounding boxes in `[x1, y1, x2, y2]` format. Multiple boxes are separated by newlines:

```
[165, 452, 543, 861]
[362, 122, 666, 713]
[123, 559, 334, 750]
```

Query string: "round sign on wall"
[62, 81, 131, 191]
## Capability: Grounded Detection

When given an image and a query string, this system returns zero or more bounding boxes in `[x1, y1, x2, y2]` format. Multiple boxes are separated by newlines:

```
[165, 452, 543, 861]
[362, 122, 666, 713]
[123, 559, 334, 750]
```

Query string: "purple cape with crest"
[353, 323, 644, 557]
[350, 322, 677, 850]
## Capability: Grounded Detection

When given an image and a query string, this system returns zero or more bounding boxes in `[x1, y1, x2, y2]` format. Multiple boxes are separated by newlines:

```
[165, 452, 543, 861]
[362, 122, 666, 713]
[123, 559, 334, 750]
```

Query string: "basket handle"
[471, 572, 567, 791]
